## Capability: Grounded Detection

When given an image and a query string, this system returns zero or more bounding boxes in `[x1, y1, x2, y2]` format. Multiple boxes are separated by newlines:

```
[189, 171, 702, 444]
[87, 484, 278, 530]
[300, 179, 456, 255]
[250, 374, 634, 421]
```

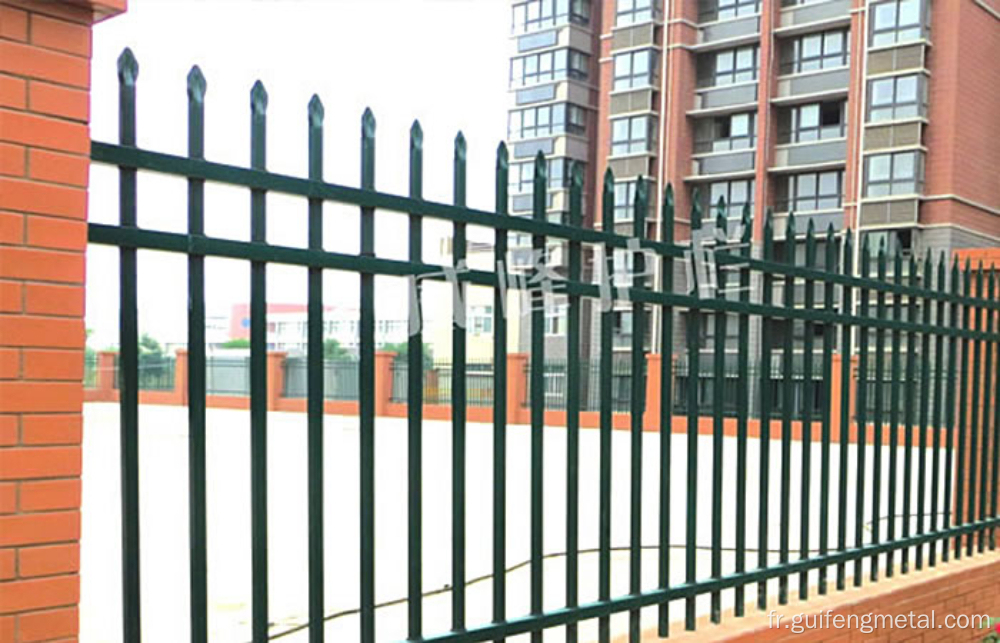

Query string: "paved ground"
[79, 403, 942, 642]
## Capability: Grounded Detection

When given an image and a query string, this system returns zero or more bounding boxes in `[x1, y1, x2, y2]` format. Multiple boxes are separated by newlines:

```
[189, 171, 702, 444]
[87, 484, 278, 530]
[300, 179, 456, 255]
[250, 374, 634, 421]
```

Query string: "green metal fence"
[113, 353, 175, 391]
[89, 49, 1000, 643]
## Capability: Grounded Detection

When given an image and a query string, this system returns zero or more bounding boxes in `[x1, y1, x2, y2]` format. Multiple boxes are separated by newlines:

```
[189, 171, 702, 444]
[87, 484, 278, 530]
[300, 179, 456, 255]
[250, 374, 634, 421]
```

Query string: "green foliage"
[139, 333, 164, 357]
[220, 338, 251, 349]
[323, 338, 352, 361]
[382, 341, 433, 369]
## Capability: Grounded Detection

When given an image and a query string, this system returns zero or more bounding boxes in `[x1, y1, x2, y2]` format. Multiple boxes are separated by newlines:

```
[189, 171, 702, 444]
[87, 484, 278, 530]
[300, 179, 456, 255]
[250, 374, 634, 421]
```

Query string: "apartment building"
[507, 0, 1000, 358]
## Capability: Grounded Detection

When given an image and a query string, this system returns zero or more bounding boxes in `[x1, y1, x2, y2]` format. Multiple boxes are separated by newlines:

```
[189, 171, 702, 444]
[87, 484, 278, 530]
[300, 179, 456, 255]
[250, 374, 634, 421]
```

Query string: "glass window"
[614, 181, 639, 221]
[512, 0, 590, 34]
[610, 115, 656, 155]
[509, 158, 583, 194]
[510, 48, 590, 87]
[779, 100, 846, 143]
[780, 29, 849, 74]
[864, 151, 923, 196]
[777, 171, 844, 212]
[545, 304, 567, 335]
[616, 0, 655, 26]
[703, 45, 759, 86]
[613, 49, 657, 90]
[701, 0, 761, 22]
[695, 112, 756, 152]
[508, 103, 587, 139]
[867, 74, 925, 122]
[700, 179, 754, 218]
[871, 0, 924, 47]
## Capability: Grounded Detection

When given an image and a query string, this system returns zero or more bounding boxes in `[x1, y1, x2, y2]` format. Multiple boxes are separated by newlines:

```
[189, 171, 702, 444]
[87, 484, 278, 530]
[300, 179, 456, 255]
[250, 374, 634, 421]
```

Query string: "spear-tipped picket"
[451, 129, 468, 633]
[836, 230, 854, 590]
[569, 160, 584, 228]
[967, 261, 986, 557]
[528, 149, 546, 643]
[628, 175, 647, 638]
[491, 139, 509, 636]
[602, 167, 615, 233]
[870, 237, 888, 582]
[886, 246, 904, 578]
[990, 266, 1000, 552]
[818, 222, 836, 594]
[597, 165, 615, 643]
[566, 158, 584, 643]
[930, 251, 948, 567]
[778, 208, 796, 604]
[691, 187, 703, 231]
[406, 117, 423, 642]
[757, 207, 775, 611]
[658, 182, 676, 634]
[799, 217, 817, 601]
[532, 150, 547, 223]
[916, 250, 935, 569]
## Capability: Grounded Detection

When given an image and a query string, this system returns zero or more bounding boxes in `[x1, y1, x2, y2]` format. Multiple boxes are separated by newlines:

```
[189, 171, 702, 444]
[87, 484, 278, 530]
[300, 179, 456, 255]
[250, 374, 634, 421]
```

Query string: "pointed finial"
[691, 186, 702, 230]
[409, 120, 423, 150]
[454, 131, 466, 161]
[187, 65, 206, 103]
[250, 80, 268, 115]
[308, 94, 324, 127]
[533, 150, 547, 181]
[603, 167, 614, 191]
[716, 195, 727, 220]
[496, 141, 508, 171]
[362, 107, 376, 138]
[786, 209, 796, 239]
[117, 47, 138, 85]
[571, 160, 584, 191]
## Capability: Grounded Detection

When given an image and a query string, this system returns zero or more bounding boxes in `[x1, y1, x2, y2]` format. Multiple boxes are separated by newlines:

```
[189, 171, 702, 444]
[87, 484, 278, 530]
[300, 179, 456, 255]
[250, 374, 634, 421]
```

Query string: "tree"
[381, 341, 433, 369]
[323, 338, 352, 361]
[220, 338, 251, 349]
[139, 333, 164, 357]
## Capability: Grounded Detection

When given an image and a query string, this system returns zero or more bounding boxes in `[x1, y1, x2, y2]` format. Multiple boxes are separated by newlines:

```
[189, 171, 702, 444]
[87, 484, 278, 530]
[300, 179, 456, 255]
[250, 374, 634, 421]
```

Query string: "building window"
[508, 158, 582, 193]
[545, 304, 567, 336]
[508, 103, 587, 140]
[777, 171, 844, 212]
[510, 48, 589, 87]
[614, 181, 639, 221]
[611, 115, 656, 155]
[469, 305, 494, 335]
[512, 0, 591, 34]
[701, 179, 754, 218]
[616, 0, 656, 26]
[613, 49, 657, 91]
[694, 112, 756, 153]
[778, 101, 846, 143]
[865, 151, 923, 197]
[870, 0, 924, 47]
[700, 45, 759, 87]
[860, 229, 915, 258]
[868, 74, 925, 122]
[700, 0, 761, 22]
[780, 29, 849, 74]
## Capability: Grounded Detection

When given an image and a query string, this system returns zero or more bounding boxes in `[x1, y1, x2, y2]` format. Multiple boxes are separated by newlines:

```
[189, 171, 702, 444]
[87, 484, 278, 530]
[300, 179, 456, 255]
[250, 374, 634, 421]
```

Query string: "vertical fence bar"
[529, 151, 547, 643]
[407, 121, 424, 641]
[836, 231, 854, 591]
[452, 133, 468, 633]
[565, 162, 584, 643]
[710, 202, 726, 623]
[658, 185, 676, 634]
[492, 143, 509, 639]
[977, 267, 993, 554]
[991, 266, 1000, 551]
[597, 169, 614, 643]
[943, 259, 960, 563]
[870, 241, 886, 582]
[799, 220, 816, 600]
[916, 253, 933, 569]
[818, 224, 836, 594]
[249, 80, 269, 643]
[757, 211, 774, 610]
[306, 95, 325, 643]
[929, 255, 946, 567]
[186, 64, 208, 643]
[778, 212, 796, 604]
[685, 194, 703, 629]
[902, 255, 918, 573]
[967, 265, 983, 558]
[629, 178, 648, 641]
[734, 204, 752, 611]
[886, 251, 903, 578]
[117, 47, 141, 643]
[359, 108, 377, 643]
[854, 238, 870, 587]
[955, 262, 971, 560]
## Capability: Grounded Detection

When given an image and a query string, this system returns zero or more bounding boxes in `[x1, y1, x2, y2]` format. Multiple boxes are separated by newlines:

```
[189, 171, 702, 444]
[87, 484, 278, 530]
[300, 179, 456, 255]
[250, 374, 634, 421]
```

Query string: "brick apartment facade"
[506, 0, 1000, 361]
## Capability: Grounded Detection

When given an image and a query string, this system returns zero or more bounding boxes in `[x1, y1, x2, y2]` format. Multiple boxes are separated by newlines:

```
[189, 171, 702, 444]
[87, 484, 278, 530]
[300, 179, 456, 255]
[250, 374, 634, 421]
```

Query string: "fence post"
[174, 349, 189, 406]
[0, 1, 126, 641]
[645, 353, 661, 431]
[266, 351, 286, 411]
[95, 351, 117, 401]
[507, 353, 529, 425]
[374, 351, 395, 417]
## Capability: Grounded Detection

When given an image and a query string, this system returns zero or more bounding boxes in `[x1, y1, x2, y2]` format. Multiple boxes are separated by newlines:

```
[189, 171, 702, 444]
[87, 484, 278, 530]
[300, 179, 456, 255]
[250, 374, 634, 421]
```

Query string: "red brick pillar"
[644, 353, 661, 431]
[506, 353, 529, 425]
[173, 349, 188, 406]
[374, 351, 395, 417]
[265, 351, 286, 411]
[94, 350, 116, 402]
[0, 1, 125, 641]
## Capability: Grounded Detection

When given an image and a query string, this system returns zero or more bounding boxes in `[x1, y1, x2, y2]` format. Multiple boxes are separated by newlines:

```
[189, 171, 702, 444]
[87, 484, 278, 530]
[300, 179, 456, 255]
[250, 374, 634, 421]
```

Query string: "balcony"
[510, 136, 589, 161]
[696, 15, 760, 49]
[771, 210, 844, 237]
[691, 149, 756, 177]
[514, 79, 592, 107]
[863, 121, 924, 153]
[773, 67, 849, 103]
[610, 21, 657, 50]
[610, 88, 656, 115]
[692, 82, 758, 113]
[515, 21, 592, 54]
[772, 138, 847, 170]
[777, 0, 851, 35]
[858, 198, 920, 227]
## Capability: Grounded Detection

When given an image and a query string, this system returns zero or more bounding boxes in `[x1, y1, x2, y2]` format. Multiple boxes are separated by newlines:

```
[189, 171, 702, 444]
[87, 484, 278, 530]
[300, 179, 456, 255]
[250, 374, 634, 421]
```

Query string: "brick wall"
[0, 1, 124, 641]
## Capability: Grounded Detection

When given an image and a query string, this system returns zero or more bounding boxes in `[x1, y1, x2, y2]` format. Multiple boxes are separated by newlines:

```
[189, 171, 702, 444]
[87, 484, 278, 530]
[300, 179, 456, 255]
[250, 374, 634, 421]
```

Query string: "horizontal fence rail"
[89, 49, 1000, 643]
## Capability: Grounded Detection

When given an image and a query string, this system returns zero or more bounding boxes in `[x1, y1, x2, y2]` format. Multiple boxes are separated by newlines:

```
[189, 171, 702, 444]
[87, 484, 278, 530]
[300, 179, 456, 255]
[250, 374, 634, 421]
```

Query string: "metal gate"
[89, 48, 1000, 642]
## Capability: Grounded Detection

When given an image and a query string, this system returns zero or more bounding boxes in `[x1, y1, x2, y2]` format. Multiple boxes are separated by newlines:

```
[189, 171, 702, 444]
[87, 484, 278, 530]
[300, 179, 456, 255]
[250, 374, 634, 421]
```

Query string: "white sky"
[87, 0, 510, 348]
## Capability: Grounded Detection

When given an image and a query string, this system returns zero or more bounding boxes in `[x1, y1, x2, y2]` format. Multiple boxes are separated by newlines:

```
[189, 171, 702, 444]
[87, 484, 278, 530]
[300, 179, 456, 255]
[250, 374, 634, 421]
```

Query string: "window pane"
[868, 155, 891, 181]
[731, 181, 748, 204]
[634, 51, 649, 75]
[896, 75, 918, 103]
[801, 35, 822, 58]
[823, 32, 843, 55]
[612, 119, 628, 141]
[873, 2, 897, 30]
[870, 79, 894, 106]
[796, 174, 817, 198]
[818, 171, 839, 195]
[898, 0, 920, 25]
[893, 152, 915, 179]
[615, 54, 629, 77]
[717, 51, 734, 72]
